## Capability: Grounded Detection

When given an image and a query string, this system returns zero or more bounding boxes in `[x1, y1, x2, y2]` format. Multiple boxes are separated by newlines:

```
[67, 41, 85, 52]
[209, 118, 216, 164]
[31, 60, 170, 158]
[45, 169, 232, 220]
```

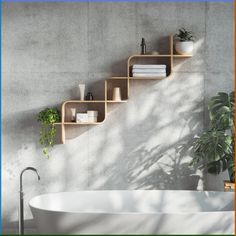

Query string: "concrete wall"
[2, 2, 234, 233]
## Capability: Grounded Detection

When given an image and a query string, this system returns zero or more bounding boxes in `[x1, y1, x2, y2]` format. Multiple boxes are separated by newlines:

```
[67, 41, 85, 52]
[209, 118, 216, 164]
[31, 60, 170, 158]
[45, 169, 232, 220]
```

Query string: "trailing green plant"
[175, 28, 194, 42]
[37, 108, 61, 158]
[191, 92, 235, 182]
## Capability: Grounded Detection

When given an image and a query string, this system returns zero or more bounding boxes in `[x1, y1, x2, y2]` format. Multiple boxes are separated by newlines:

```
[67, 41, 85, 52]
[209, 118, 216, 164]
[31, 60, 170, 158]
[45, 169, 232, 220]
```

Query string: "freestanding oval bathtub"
[29, 190, 234, 234]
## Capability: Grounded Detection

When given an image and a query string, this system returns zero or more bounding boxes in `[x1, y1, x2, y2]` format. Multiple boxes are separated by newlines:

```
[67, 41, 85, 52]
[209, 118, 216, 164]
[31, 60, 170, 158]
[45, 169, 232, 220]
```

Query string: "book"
[132, 68, 166, 73]
[132, 73, 167, 77]
[132, 64, 166, 69]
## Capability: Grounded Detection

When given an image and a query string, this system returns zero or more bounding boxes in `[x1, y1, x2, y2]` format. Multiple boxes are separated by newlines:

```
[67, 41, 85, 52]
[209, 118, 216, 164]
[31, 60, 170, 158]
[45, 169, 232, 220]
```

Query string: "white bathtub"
[29, 190, 234, 234]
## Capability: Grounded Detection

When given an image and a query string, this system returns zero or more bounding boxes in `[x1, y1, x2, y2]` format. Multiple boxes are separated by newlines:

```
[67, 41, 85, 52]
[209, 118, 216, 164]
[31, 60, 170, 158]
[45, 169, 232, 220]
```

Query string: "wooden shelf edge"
[129, 76, 167, 80]
[173, 54, 193, 58]
[54, 121, 105, 125]
[107, 100, 128, 103]
[65, 122, 104, 125]
[63, 100, 106, 103]
[128, 54, 172, 60]
[109, 77, 128, 80]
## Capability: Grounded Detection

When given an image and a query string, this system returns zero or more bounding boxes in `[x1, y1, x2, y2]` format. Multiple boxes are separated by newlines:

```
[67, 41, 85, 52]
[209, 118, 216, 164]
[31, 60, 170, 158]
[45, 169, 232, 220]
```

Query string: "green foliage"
[37, 108, 61, 158]
[175, 28, 194, 42]
[192, 92, 235, 182]
[208, 92, 234, 131]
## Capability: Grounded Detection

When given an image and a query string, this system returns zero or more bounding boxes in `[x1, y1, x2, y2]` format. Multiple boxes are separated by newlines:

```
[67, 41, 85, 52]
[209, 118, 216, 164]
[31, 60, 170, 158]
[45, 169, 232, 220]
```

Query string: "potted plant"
[37, 108, 61, 158]
[191, 92, 235, 183]
[175, 28, 194, 55]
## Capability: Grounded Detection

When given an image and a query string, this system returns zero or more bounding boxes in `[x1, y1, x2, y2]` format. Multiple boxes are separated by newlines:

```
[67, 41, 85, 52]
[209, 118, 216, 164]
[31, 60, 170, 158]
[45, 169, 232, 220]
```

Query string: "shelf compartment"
[63, 101, 106, 124]
[127, 56, 171, 78]
[106, 79, 128, 101]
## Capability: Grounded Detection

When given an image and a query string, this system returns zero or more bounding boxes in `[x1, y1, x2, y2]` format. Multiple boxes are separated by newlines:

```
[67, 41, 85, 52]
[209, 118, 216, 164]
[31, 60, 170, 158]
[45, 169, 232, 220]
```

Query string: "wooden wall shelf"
[55, 35, 192, 144]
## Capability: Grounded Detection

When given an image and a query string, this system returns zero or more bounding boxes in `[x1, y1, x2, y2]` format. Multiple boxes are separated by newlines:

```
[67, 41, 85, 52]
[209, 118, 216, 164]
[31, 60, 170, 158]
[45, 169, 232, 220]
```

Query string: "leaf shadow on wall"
[85, 74, 204, 190]
[83, 37, 205, 190]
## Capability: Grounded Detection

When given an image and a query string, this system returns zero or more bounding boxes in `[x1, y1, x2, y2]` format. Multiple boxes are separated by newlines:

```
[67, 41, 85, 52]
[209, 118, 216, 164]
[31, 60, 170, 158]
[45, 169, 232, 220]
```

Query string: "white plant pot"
[175, 41, 193, 55]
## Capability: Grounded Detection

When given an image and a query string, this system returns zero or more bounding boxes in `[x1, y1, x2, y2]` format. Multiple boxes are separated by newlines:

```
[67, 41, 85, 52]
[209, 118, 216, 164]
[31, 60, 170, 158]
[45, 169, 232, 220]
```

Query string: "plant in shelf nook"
[175, 28, 194, 55]
[37, 108, 61, 158]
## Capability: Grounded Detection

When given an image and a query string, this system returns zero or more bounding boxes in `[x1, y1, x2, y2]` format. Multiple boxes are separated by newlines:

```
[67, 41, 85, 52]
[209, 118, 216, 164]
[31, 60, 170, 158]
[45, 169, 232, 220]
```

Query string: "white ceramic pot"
[175, 41, 193, 55]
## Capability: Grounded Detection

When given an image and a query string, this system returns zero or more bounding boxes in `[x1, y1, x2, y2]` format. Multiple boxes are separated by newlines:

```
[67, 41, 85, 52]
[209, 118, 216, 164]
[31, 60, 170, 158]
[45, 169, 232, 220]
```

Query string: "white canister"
[76, 113, 88, 123]
[87, 110, 98, 122]
[112, 87, 122, 101]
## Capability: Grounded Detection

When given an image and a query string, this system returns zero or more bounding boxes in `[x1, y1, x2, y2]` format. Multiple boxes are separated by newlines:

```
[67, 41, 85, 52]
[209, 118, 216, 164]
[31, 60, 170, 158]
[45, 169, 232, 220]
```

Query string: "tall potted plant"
[191, 92, 235, 182]
[175, 28, 194, 55]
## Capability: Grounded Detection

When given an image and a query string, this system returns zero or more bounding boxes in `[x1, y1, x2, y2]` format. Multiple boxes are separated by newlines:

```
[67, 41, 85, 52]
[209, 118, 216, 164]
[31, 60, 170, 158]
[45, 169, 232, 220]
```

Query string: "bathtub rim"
[29, 190, 234, 214]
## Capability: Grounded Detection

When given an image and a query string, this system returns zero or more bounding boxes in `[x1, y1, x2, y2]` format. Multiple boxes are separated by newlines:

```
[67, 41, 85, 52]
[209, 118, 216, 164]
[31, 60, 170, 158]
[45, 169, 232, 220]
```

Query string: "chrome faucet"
[19, 167, 40, 235]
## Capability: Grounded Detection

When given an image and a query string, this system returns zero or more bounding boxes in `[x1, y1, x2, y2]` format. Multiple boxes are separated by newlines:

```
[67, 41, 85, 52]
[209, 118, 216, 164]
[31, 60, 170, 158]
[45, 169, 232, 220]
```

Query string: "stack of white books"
[132, 64, 167, 78]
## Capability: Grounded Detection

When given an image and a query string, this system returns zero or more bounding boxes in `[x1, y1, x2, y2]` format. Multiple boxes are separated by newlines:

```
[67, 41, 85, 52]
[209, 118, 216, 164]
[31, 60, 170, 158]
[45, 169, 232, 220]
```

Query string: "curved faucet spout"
[19, 167, 40, 235]
[20, 167, 40, 192]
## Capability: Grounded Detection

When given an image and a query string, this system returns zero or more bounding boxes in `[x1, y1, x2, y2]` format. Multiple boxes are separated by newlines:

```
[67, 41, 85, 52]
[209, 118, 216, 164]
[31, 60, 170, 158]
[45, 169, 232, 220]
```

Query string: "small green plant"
[175, 28, 194, 42]
[37, 108, 61, 158]
[191, 92, 235, 182]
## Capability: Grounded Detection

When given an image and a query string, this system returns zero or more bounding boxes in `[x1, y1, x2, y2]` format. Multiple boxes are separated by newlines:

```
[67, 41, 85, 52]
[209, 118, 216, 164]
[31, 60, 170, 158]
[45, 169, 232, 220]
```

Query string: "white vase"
[175, 41, 193, 55]
[112, 87, 122, 101]
[78, 84, 85, 101]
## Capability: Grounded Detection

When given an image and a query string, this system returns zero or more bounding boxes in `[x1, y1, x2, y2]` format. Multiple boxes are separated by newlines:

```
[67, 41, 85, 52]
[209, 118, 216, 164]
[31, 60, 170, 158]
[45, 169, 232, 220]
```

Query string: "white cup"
[87, 110, 98, 116]
[87, 110, 98, 122]
[112, 87, 122, 101]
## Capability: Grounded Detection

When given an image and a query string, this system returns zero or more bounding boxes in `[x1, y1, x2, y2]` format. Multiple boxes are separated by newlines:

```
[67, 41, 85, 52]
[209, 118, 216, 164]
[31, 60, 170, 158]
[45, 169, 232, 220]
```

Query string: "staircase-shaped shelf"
[55, 35, 192, 144]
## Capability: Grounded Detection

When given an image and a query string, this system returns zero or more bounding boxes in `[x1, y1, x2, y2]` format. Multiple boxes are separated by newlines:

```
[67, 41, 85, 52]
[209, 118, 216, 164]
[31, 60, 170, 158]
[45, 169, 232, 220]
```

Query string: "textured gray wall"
[2, 2, 234, 234]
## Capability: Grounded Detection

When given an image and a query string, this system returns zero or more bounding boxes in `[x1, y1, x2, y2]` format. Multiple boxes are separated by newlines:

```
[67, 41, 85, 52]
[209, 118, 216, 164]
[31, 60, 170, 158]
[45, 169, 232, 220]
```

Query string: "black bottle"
[85, 92, 94, 100]
[141, 38, 146, 55]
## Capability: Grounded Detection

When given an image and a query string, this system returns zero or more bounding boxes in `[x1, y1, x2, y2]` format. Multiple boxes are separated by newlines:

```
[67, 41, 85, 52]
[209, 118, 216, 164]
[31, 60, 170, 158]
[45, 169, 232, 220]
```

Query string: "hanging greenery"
[37, 108, 61, 158]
